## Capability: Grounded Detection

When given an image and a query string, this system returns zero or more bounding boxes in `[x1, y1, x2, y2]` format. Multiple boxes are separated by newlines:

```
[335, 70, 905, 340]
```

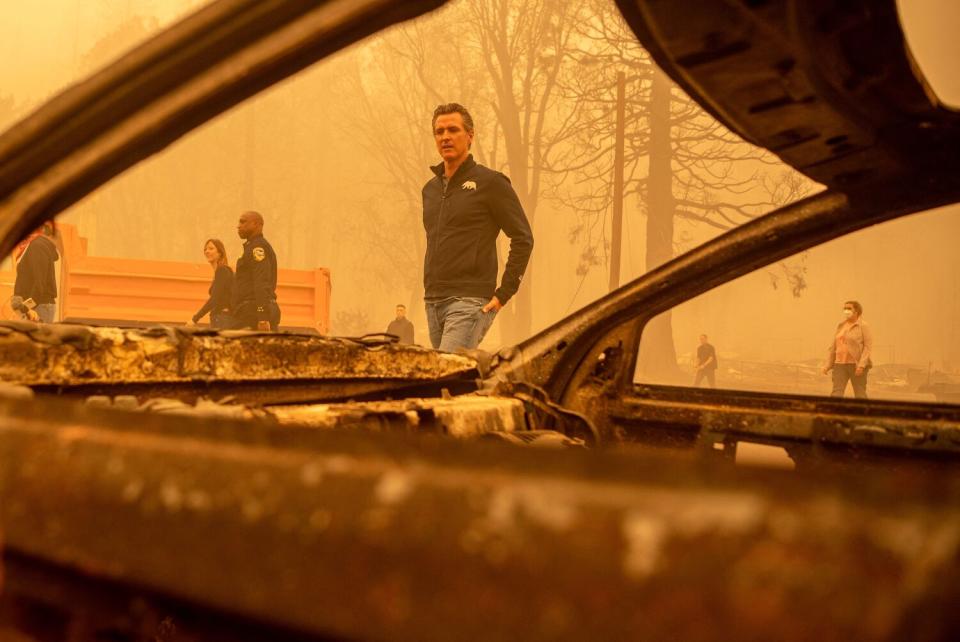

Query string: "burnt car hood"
[0, 322, 480, 404]
[0, 2, 959, 641]
[613, 0, 960, 190]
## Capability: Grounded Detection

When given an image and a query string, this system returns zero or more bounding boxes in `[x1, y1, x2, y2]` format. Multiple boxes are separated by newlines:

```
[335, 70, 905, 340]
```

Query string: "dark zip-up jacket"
[14, 235, 58, 304]
[233, 234, 278, 323]
[422, 155, 533, 304]
[193, 265, 234, 323]
[386, 317, 415, 345]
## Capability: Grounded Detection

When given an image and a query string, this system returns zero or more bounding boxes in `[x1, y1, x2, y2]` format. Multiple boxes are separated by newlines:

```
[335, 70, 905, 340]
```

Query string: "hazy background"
[1, 0, 958, 399]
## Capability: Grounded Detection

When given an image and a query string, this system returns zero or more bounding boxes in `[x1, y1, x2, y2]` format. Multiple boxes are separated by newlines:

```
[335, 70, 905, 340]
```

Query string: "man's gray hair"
[432, 103, 474, 134]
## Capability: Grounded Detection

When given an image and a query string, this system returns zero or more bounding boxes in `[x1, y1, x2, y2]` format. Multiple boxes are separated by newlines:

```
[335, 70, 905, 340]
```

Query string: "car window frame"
[0, 0, 447, 262]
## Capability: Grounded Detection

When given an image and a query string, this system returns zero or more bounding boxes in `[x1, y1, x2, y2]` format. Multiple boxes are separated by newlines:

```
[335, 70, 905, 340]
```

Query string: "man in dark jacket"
[12, 222, 59, 323]
[422, 103, 533, 352]
[231, 211, 280, 331]
[386, 304, 415, 345]
[694, 334, 718, 388]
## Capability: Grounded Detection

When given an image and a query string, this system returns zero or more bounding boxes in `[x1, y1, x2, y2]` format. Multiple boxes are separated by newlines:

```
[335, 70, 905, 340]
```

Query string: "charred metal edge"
[612, 0, 960, 189]
[612, 388, 960, 457]
[1, 551, 334, 642]
[31, 375, 479, 406]
[2, 404, 960, 640]
[0, 0, 448, 257]
[0, 322, 479, 388]
[496, 179, 960, 409]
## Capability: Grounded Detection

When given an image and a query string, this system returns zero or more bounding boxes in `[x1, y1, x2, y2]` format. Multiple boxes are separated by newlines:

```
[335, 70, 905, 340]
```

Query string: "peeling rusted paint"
[269, 395, 527, 438]
[0, 323, 476, 386]
[612, 388, 960, 460]
[2, 399, 959, 640]
[0, 0, 959, 638]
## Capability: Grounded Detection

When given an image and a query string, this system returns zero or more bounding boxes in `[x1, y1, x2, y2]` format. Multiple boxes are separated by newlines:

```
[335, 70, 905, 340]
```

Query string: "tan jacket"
[827, 318, 872, 369]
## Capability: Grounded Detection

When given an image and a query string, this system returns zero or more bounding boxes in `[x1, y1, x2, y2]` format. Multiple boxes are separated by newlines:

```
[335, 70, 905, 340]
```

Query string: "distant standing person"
[422, 103, 533, 352]
[694, 334, 718, 387]
[231, 211, 280, 331]
[386, 304, 415, 345]
[823, 300, 872, 399]
[191, 238, 234, 329]
[12, 221, 59, 323]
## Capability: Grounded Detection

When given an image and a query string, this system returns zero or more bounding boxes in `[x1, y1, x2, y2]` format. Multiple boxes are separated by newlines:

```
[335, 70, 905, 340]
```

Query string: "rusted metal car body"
[0, 0, 959, 640]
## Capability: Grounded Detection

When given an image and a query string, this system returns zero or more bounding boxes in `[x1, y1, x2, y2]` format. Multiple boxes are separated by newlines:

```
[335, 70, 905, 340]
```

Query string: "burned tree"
[341, 0, 595, 343]
[556, 2, 815, 378]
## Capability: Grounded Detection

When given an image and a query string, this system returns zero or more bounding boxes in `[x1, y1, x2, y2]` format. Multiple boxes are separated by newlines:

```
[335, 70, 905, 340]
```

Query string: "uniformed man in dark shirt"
[231, 211, 281, 331]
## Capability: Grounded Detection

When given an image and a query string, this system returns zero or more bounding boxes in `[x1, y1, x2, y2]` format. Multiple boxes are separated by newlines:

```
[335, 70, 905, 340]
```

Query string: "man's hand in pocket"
[482, 296, 502, 314]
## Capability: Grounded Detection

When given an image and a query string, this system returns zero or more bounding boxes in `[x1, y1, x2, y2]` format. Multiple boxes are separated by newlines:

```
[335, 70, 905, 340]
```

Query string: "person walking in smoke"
[190, 238, 234, 329]
[386, 303, 415, 345]
[823, 300, 872, 399]
[422, 102, 533, 352]
[694, 333, 718, 387]
[230, 211, 281, 331]
[11, 221, 59, 323]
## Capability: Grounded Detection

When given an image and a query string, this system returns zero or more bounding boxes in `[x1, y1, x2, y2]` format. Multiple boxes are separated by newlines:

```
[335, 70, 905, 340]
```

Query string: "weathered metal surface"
[1, 396, 959, 641]
[614, 0, 960, 190]
[0, 0, 956, 638]
[1, 552, 330, 641]
[270, 395, 528, 438]
[87, 394, 271, 421]
[488, 0, 960, 445]
[83, 392, 530, 439]
[491, 181, 960, 452]
[83, 394, 590, 450]
[36, 376, 480, 408]
[0, 323, 476, 386]
[611, 386, 960, 459]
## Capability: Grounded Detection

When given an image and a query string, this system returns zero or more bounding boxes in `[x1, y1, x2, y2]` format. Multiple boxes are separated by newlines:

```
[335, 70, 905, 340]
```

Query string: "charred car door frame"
[1, 1, 960, 640]
[488, 0, 960, 459]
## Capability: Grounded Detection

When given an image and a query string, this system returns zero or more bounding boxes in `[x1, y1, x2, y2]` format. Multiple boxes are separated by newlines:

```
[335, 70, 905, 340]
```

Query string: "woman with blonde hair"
[191, 238, 234, 329]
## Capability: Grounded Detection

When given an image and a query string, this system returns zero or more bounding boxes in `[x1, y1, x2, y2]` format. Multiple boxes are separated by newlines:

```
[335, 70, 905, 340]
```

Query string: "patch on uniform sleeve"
[252, 247, 266, 262]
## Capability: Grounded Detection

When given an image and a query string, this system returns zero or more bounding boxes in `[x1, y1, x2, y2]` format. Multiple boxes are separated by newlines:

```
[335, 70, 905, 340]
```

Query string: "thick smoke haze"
[1, 0, 958, 401]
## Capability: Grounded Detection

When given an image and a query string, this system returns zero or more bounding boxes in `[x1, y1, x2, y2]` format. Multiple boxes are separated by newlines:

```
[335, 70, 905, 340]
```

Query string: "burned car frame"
[1, 1, 959, 641]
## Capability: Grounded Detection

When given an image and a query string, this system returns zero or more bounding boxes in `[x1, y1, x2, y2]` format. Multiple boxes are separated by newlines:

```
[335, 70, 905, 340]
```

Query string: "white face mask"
[843, 309, 854, 318]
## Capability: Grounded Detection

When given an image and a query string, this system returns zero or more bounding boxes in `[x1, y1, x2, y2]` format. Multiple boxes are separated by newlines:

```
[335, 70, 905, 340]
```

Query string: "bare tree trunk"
[500, 250, 534, 345]
[638, 68, 680, 380]
[496, 101, 536, 346]
[609, 71, 626, 291]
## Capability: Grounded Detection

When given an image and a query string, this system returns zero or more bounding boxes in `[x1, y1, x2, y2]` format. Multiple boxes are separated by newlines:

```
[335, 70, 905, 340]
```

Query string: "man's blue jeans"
[425, 297, 497, 352]
[35, 303, 56, 323]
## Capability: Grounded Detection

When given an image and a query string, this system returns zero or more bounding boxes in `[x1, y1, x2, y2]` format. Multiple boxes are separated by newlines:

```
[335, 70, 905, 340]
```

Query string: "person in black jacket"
[12, 221, 59, 323]
[422, 103, 533, 352]
[230, 211, 280, 331]
[191, 238, 234, 328]
[694, 334, 718, 388]
[386, 304, 415, 345]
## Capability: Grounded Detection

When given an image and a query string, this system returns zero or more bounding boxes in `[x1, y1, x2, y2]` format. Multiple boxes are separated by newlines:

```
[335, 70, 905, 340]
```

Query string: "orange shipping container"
[0, 224, 330, 333]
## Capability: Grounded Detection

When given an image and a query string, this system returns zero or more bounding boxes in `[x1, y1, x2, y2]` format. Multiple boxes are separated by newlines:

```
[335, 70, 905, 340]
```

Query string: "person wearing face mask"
[822, 300, 873, 399]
